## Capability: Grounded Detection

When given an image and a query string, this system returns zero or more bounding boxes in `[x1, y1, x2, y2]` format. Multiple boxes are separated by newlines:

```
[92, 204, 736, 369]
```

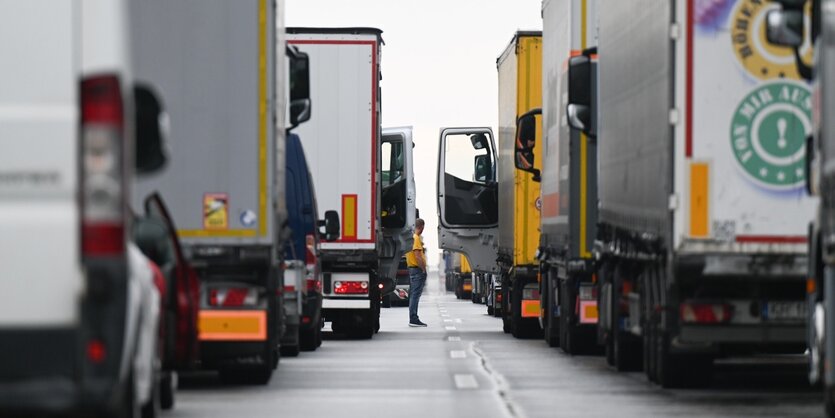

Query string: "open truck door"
[437, 127, 499, 273]
[378, 127, 417, 286]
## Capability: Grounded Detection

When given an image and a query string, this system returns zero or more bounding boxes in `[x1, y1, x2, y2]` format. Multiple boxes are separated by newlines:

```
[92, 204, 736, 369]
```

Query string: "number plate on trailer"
[764, 301, 807, 321]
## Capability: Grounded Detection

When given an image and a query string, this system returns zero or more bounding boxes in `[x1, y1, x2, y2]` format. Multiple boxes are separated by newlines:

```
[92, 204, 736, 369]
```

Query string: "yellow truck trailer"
[496, 31, 543, 338]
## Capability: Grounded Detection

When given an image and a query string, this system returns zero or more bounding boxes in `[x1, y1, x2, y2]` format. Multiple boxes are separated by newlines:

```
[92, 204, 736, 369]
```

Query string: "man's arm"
[415, 249, 426, 271]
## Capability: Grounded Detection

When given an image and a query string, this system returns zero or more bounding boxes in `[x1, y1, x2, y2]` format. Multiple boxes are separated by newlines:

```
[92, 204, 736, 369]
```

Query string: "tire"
[220, 365, 273, 386]
[644, 318, 658, 383]
[349, 325, 374, 339]
[159, 371, 175, 411]
[656, 330, 712, 388]
[825, 385, 835, 418]
[543, 270, 559, 348]
[299, 326, 319, 351]
[559, 278, 572, 354]
[315, 324, 323, 347]
[114, 369, 139, 418]
[382, 294, 392, 308]
[487, 305, 494, 316]
[280, 343, 300, 357]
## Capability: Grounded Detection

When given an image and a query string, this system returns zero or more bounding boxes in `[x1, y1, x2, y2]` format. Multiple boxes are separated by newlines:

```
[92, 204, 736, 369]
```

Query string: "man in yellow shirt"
[406, 218, 427, 327]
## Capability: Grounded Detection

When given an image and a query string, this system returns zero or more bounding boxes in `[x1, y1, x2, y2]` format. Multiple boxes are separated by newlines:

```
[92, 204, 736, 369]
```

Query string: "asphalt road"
[169, 272, 823, 418]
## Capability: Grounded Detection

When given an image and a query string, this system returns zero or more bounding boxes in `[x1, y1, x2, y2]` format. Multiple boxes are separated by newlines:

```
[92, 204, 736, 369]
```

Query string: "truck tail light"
[333, 281, 368, 295]
[80, 75, 125, 257]
[579, 285, 596, 301]
[680, 302, 733, 324]
[87, 339, 107, 364]
[208, 287, 258, 307]
[522, 283, 540, 300]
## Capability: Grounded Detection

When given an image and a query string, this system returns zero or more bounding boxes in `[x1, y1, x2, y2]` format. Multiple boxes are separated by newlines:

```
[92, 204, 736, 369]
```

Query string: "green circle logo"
[730, 81, 811, 190]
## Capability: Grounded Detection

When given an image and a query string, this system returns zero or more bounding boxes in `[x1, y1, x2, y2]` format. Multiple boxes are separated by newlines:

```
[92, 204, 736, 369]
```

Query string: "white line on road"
[454, 374, 479, 389]
[445, 326, 457, 331]
[448, 336, 461, 342]
[443, 319, 453, 323]
[454, 318, 463, 323]
[450, 350, 467, 359]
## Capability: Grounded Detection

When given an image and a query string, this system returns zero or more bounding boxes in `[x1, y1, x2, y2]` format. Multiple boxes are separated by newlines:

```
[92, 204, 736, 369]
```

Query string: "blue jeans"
[408, 267, 427, 322]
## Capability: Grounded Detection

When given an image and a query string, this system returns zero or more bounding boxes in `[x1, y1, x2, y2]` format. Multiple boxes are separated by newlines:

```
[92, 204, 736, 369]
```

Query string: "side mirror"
[474, 154, 491, 182]
[566, 54, 595, 137]
[766, 9, 804, 47]
[470, 133, 489, 150]
[134, 84, 169, 175]
[514, 109, 542, 182]
[566, 104, 591, 132]
[319, 210, 340, 241]
[288, 47, 311, 129]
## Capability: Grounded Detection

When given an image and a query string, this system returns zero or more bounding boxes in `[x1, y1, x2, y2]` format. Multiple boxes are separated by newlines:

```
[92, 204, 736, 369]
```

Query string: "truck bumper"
[322, 298, 371, 309]
[678, 324, 805, 345]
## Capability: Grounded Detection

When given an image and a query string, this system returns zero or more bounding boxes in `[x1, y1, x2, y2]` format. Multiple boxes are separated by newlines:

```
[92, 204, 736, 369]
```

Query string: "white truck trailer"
[572, 0, 817, 387]
[287, 28, 415, 338]
[130, 0, 311, 384]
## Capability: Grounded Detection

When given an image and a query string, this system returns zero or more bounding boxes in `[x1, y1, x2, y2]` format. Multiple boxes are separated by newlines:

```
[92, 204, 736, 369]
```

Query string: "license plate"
[765, 301, 807, 321]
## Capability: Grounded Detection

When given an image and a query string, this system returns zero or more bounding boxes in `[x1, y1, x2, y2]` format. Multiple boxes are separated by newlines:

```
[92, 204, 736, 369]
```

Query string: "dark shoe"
[409, 320, 428, 327]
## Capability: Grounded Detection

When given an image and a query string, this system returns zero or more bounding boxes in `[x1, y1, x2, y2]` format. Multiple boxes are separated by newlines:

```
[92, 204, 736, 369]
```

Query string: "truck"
[0, 0, 167, 414]
[496, 32, 544, 339]
[454, 253, 474, 300]
[561, 0, 816, 387]
[765, 0, 835, 414]
[130, 0, 314, 384]
[513, 0, 600, 354]
[287, 29, 416, 338]
[436, 33, 542, 339]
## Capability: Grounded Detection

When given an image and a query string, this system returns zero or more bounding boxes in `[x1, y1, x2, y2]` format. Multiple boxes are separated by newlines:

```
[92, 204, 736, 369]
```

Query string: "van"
[283, 133, 325, 353]
[0, 1, 167, 415]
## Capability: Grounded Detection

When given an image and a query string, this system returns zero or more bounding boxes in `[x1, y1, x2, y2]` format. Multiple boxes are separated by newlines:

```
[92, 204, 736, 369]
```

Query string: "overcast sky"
[287, 0, 543, 265]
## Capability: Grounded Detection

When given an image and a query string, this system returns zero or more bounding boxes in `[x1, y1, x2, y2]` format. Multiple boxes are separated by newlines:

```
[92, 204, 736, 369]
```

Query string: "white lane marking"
[445, 326, 457, 331]
[454, 374, 479, 389]
[441, 314, 450, 318]
[448, 336, 461, 342]
[454, 318, 463, 324]
[443, 319, 453, 323]
[450, 350, 467, 359]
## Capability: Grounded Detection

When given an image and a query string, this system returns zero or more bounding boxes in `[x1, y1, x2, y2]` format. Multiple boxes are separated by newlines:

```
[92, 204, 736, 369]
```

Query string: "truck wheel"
[644, 318, 658, 383]
[656, 331, 712, 388]
[280, 343, 300, 357]
[220, 364, 273, 386]
[543, 275, 559, 348]
[300, 327, 318, 351]
[159, 371, 175, 410]
[825, 385, 835, 418]
[487, 305, 494, 316]
[140, 368, 160, 418]
[316, 324, 323, 347]
[382, 294, 392, 308]
[113, 369, 139, 418]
